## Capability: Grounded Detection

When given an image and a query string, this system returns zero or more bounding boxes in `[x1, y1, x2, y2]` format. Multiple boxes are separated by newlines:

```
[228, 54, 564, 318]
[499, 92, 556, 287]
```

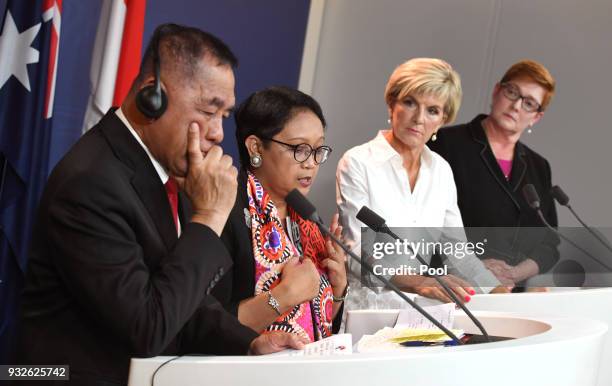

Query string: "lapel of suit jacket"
[236, 169, 256, 281]
[470, 116, 521, 210]
[178, 191, 192, 226]
[507, 142, 527, 193]
[99, 108, 178, 250]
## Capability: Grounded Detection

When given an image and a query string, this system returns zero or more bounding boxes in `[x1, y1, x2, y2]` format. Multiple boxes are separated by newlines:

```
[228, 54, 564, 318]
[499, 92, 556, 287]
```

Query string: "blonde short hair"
[384, 58, 462, 124]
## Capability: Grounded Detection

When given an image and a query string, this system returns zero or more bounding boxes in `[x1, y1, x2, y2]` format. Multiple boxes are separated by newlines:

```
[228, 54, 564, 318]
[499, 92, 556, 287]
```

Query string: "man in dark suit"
[15, 24, 304, 385]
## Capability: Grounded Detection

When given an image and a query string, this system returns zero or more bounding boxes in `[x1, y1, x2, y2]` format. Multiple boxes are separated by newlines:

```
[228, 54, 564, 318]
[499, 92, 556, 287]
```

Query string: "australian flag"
[0, 0, 62, 361]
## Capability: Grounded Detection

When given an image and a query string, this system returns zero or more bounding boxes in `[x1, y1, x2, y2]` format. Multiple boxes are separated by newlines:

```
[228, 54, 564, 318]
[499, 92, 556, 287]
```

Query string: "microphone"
[356, 206, 388, 233]
[357, 206, 490, 342]
[521, 184, 612, 271]
[286, 189, 323, 224]
[285, 189, 463, 345]
[284, 190, 323, 342]
[522, 184, 541, 210]
[550, 186, 569, 206]
[551, 185, 612, 255]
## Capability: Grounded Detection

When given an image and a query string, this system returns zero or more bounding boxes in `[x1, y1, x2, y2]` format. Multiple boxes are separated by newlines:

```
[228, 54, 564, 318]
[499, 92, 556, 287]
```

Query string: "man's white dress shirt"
[116, 108, 181, 234]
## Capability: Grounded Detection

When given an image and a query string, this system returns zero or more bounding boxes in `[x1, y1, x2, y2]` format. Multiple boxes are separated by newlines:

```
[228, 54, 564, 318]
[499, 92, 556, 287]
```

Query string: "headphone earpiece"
[135, 29, 167, 120]
[136, 84, 167, 119]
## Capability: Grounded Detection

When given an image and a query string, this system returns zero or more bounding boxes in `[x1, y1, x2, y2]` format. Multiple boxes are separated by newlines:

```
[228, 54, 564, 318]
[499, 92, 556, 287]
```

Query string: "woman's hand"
[396, 274, 475, 304]
[483, 258, 515, 286]
[249, 331, 309, 355]
[277, 257, 320, 308]
[320, 214, 348, 298]
[509, 258, 540, 283]
[489, 285, 512, 294]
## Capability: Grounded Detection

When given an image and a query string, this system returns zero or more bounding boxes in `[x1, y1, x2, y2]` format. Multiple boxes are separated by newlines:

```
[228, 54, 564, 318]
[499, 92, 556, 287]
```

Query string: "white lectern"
[465, 287, 612, 386]
[128, 311, 606, 386]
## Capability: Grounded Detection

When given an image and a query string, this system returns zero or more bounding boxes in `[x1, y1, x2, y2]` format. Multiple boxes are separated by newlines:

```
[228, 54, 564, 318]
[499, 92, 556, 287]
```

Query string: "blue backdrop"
[50, 0, 311, 169]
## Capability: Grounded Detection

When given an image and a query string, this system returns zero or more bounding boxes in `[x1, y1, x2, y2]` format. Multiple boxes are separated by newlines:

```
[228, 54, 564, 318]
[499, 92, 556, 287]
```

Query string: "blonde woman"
[337, 58, 507, 310]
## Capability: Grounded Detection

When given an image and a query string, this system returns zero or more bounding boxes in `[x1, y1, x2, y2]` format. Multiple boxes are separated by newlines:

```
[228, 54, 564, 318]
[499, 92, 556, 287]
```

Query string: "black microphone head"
[522, 184, 541, 210]
[551, 185, 570, 206]
[356, 206, 387, 232]
[286, 189, 321, 223]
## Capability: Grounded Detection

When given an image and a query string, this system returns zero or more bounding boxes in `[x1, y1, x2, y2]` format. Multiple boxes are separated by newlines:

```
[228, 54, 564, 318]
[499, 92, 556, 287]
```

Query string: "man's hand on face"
[174, 122, 238, 235]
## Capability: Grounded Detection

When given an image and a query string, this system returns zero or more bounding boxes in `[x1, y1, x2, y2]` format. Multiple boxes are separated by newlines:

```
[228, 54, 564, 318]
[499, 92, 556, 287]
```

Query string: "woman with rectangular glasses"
[429, 60, 560, 290]
[212, 86, 348, 342]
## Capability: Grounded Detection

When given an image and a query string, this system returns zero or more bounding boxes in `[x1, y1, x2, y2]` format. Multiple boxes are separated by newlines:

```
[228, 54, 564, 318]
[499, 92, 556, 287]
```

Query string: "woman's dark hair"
[234, 86, 326, 168]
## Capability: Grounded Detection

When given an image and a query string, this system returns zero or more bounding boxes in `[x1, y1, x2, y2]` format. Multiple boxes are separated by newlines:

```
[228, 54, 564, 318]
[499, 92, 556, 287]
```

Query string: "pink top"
[497, 159, 513, 180]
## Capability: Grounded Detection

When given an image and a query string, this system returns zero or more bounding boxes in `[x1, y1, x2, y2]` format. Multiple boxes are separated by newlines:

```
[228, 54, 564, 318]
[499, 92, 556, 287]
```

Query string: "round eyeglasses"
[262, 137, 332, 165]
[500, 83, 542, 113]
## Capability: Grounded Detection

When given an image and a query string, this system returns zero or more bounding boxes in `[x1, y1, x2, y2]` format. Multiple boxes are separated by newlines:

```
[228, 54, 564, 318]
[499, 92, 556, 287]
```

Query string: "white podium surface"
[128, 312, 606, 386]
[464, 287, 612, 386]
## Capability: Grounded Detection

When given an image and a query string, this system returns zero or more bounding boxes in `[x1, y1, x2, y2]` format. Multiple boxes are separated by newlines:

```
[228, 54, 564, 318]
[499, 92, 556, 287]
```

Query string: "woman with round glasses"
[212, 86, 347, 342]
[429, 59, 559, 289]
[337, 58, 505, 310]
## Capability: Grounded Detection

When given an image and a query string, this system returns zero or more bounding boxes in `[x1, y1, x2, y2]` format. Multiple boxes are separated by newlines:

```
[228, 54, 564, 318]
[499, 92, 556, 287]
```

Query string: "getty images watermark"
[369, 237, 486, 277]
[358, 226, 612, 287]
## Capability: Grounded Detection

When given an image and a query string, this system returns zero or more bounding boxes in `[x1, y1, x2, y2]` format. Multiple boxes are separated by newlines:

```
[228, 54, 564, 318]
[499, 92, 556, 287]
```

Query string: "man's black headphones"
[135, 30, 168, 119]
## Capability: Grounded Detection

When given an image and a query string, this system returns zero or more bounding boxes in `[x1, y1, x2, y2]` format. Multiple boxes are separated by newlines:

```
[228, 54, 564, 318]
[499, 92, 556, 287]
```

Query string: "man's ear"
[138, 75, 157, 91]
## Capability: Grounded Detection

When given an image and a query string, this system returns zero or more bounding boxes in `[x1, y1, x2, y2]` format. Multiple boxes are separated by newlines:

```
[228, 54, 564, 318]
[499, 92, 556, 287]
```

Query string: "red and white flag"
[42, 0, 62, 118]
[82, 0, 145, 132]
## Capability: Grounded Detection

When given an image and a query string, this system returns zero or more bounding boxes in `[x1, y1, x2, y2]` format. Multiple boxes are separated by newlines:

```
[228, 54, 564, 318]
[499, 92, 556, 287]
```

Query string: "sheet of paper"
[357, 304, 462, 351]
[357, 327, 403, 353]
[394, 302, 456, 330]
[301, 333, 352, 356]
[265, 334, 353, 357]
[389, 328, 464, 343]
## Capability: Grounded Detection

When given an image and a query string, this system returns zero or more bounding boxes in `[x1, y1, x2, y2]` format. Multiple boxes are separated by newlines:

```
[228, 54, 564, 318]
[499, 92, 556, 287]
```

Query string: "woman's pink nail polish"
[464, 295, 471, 302]
[469, 289, 476, 295]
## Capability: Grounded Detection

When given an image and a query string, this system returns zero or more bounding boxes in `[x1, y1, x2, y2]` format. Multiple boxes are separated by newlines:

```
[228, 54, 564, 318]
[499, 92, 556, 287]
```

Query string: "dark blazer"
[213, 170, 343, 333]
[428, 114, 559, 272]
[15, 110, 258, 386]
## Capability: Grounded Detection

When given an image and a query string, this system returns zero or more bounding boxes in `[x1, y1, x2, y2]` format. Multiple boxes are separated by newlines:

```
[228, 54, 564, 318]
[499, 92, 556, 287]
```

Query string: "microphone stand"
[533, 207, 612, 272]
[524, 184, 612, 273]
[564, 204, 612, 255]
[285, 189, 463, 344]
[316, 223, 463, 345]
[371, 224, 490, 342]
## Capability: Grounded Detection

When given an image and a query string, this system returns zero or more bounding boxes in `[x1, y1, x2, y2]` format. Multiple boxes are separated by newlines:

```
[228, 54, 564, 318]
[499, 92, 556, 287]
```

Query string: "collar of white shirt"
[115, 108, 182, 233]
[371, 129, 434, 169]
[115, 108, 170, 185]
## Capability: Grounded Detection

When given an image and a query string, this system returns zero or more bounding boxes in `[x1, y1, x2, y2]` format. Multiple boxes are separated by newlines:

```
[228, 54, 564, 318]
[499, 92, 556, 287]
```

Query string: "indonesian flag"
[42, 0, 61, 118]
[82, 0, 146, 132]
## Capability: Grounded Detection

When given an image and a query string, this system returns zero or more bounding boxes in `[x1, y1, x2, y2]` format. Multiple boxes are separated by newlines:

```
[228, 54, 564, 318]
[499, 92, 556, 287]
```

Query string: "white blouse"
[336, 131, 500, 310]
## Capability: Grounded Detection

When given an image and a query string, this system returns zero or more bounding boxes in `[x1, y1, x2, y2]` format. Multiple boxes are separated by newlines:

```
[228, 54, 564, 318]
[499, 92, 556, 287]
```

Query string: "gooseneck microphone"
[356, 206, 490, 342]
[522, 184, 612, 271]
[550, 186, 569, 206]
[551, 185, 612, 255]
[357, 206, 388, 233]
[522, 184, 541, 210]
[286, 189, 463, 344]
